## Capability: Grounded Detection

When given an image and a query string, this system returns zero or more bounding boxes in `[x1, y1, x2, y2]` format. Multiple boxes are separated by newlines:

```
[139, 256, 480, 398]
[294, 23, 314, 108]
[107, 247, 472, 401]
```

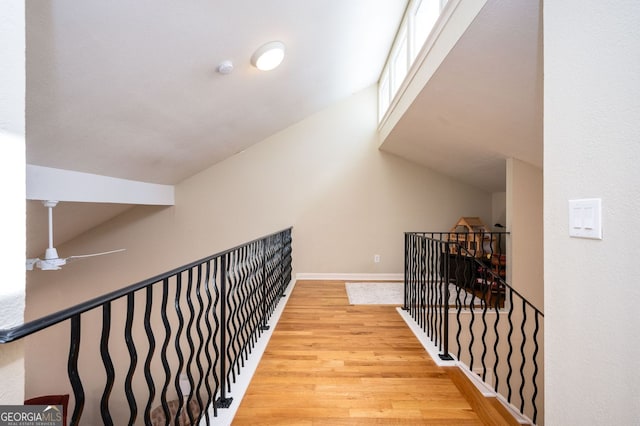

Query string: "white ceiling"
[26, 0, 409, 185]
[25, 0, 408, 256]
[24, 0, 542, 257]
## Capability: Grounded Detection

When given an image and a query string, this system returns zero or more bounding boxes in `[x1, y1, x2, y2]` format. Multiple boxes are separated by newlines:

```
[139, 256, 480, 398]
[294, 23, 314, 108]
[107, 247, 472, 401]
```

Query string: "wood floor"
[232, 280, 519, 425]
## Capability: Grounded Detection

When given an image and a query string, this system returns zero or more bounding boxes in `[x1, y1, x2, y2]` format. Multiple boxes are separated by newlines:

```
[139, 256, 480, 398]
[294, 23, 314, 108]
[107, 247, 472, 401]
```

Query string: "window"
[378, 0, 449, 122]
[391, 29, 409, 95]
[411, 0, 440, 61]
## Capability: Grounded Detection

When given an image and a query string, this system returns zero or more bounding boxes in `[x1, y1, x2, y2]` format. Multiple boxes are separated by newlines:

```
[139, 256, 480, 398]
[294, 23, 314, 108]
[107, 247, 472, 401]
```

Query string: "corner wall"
[506, 158, 543, 310]
[545, 1, 640, 423]
[0, 0, 26, 404]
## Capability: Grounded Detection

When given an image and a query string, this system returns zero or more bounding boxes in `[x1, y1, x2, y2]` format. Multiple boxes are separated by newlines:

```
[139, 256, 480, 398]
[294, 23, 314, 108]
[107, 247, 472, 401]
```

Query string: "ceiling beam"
[26, 165, 175, 205]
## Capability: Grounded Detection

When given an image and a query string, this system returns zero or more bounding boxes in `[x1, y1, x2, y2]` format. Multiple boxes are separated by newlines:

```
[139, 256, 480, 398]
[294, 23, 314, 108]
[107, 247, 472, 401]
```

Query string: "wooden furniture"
[442, 217, 507, 307]
[447, 217, 495, 259]
[24, 394, 69, 426]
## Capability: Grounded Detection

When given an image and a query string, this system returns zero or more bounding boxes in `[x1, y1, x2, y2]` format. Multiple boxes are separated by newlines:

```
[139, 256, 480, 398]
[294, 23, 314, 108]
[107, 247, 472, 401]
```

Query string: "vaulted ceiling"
[25, 0, 409, 256]
[24, 0, 542, 257]
[26, 0, 408, 184]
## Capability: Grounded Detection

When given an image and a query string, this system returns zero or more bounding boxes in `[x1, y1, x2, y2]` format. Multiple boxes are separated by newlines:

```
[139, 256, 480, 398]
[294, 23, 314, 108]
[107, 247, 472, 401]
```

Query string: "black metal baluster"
[479, 275, 489, 383]
[159, 278, 172, 423]
[506, 289, 515, 404]
[435, 239, 444, 351]
[236, 246, 250, 367]
[492, 293, 501, 393]
[406, 234, 417, 320]
[260, 240, 269, 331]
[518, 299, 527, 414]
[532, 310, 541, 425]
[215, 254, 233, 408]
[183, 268, 197, 425]
[439, 242, 453, 361]
[419, 236, 426, 333]
[403, 233, 409, 310]
[173, 273, 185, 425]
[427, 237, 435, 338]
[193, 264, 206, 422]
[249, 241, 263, 346]
[231, 248, 244, 373]
[467, 250, 477, 372]
[143, 286, 155, 425]
[124, 293, 138, 425]
[68, 315, 84, 426]
[100, 303, 114, 426]
[204, 259, 219, 421]
[211, 257, 222, 408]
[407, 234, 414, 318]
[226, 251, 240, 383]
[454, 242, 463, 361]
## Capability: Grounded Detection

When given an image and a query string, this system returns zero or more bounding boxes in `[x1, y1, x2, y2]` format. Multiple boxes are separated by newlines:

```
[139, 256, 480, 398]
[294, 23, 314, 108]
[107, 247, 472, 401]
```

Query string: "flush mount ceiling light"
[251, 41, 285, 71]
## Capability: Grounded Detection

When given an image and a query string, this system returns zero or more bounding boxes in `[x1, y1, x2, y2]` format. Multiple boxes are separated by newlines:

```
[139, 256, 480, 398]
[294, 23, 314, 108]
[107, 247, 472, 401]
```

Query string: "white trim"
[378, 0, 465, 126]
[397, 306, 457, 367]
[26, 164, 175, 205]
[205, 279, 296, 426]
[396, 307, 533, 425]
[296, 272, 404, 282]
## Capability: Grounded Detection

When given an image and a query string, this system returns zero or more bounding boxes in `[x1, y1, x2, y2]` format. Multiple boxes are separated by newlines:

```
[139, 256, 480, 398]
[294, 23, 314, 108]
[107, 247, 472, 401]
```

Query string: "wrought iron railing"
[404, 231, 543, 425]
[0, 227, 293, 425]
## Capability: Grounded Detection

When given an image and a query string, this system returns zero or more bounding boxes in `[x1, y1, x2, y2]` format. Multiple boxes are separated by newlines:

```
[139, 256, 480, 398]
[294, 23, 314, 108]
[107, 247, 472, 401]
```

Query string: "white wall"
[0, 0, 26, 404]
[507, 158, 543, 309]
[545, 1, 640, 424]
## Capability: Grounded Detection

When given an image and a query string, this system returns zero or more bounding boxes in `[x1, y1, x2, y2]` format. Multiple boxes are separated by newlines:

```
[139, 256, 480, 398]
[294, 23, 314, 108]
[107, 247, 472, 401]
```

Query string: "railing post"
[403, 233, 409, 311]
[215, 254, 233, 409]
[439, 242, 453, 361]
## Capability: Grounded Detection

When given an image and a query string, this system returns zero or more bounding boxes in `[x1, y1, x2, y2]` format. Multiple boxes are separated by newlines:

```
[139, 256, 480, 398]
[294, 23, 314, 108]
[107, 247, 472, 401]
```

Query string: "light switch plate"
[569, 198, 602, 239]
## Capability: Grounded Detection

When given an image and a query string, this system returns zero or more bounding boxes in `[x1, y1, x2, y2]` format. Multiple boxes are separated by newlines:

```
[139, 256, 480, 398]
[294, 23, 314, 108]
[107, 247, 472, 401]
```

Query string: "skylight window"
[378, 0, 449, 123]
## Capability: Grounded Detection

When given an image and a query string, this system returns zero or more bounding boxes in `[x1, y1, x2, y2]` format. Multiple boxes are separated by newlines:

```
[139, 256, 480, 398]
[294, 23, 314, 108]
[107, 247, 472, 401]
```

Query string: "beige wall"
[545, 1, 640, 424]
[26, 86, 492, 315]
[491, 191, 506, 230]
[506, 158, 543, 310]
[0, 0, 26, 404]
[24, 86, 492, 416]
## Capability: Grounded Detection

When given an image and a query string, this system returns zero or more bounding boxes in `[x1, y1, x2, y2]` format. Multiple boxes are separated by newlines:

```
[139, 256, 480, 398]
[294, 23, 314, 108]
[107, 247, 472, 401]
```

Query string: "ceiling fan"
[26, 200, 126, 271]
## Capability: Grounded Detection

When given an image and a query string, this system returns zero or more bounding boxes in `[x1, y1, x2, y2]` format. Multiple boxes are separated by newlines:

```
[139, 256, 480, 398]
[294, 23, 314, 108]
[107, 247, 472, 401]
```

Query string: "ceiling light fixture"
[251, 41, 285, 71]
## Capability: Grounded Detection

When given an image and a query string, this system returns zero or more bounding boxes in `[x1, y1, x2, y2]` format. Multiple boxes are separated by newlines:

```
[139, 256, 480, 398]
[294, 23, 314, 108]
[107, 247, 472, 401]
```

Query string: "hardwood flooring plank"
[232, 280, 518, 425]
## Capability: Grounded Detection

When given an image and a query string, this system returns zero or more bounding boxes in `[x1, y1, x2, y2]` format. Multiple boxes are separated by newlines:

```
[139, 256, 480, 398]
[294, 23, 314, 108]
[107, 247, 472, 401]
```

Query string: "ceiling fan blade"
[65, 248, 126, 261]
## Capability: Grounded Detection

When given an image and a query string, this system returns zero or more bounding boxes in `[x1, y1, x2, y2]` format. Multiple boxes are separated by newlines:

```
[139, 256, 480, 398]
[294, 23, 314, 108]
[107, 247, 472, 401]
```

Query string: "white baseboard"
[296, 272, 404, 281]
[396, 307, 458, 367]
[397, 307, 533, 425]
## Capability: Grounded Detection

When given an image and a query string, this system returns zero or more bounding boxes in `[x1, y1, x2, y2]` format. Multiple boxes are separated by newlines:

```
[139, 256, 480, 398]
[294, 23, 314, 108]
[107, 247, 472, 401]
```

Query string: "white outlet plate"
[374, 254, 380, 263]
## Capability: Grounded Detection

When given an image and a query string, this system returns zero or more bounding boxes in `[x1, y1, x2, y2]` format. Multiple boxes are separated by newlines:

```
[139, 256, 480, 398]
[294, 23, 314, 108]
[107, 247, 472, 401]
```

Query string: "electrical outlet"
[374, 254, 381, 263]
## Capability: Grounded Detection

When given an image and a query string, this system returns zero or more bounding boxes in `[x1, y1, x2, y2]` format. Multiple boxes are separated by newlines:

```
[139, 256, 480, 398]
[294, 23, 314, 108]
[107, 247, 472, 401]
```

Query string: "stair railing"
[0, 227, 293, 426]
[404, 231, 543, 425]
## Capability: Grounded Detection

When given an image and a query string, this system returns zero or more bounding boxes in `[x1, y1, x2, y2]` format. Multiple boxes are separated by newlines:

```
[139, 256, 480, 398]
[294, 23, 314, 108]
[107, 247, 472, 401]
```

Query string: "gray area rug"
[345, 282, 477, 306]
[345, 282, 404, 305]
